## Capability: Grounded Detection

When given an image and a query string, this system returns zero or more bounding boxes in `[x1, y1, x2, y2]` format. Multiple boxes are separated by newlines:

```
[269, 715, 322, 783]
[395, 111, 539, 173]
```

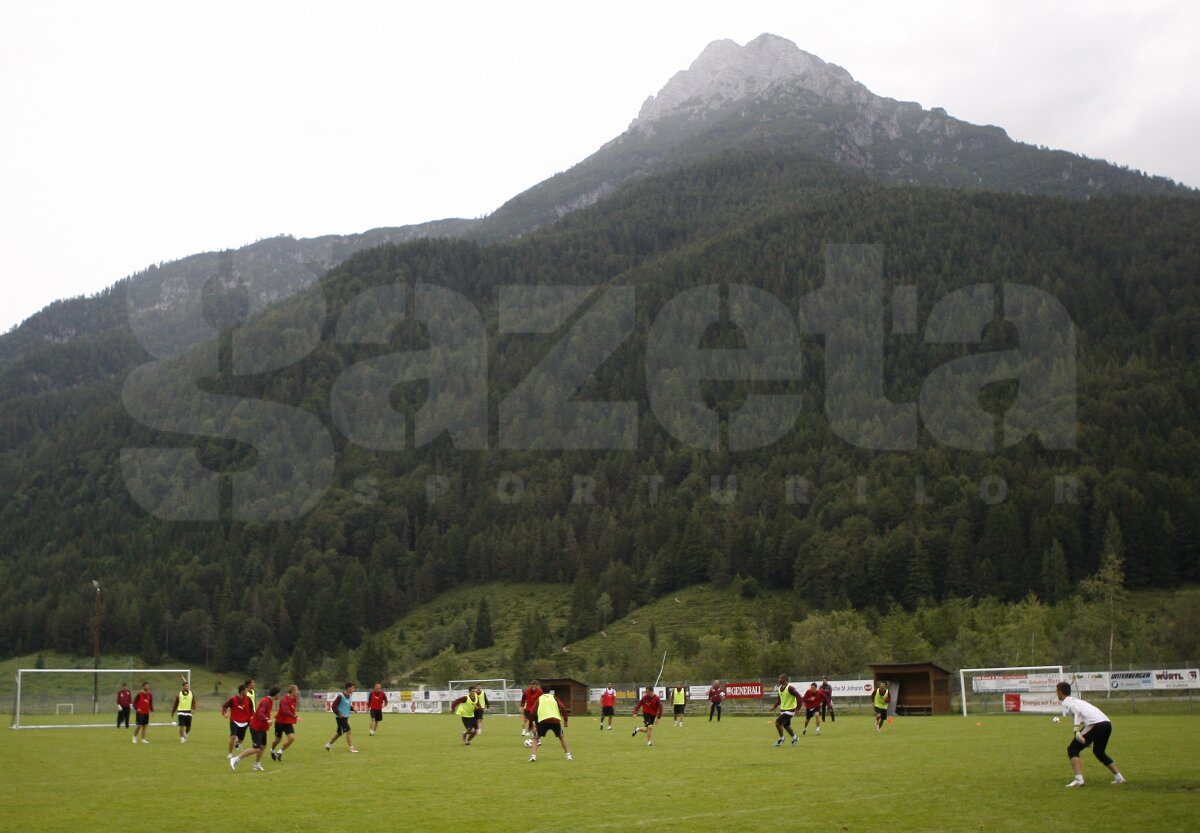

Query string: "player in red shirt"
[271, 685, 300, 762]
[519, 679, 543, 737]
[116, 682, 132, 729]
[801, 682, 824, 735]
[631, 685, 662, 746]
[599, 683, 617, 730]
[707, 679, 725, 722]
[221, 684, 255, 754]
[230, 685, 278, 772]
[368, 683, 388, 736]
[131, 681, 153, 744]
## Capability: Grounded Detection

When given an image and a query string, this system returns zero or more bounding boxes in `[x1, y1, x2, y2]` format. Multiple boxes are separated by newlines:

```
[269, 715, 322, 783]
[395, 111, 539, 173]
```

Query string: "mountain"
[469, 34, 1190, 241]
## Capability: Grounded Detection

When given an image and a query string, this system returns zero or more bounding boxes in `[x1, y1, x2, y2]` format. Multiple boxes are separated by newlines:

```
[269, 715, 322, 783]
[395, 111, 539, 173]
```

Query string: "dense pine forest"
[0, 149, 1198, 678]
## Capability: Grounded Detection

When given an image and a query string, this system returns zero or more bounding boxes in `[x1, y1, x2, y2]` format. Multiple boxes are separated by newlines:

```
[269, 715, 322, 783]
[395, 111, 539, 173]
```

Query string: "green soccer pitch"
[2, 712, 1197, 832]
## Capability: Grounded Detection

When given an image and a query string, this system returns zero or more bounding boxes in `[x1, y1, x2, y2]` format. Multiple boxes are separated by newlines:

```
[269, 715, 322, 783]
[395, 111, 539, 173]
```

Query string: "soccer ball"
[1051, 717, 1061, 724]
[523, 739, 534, 748]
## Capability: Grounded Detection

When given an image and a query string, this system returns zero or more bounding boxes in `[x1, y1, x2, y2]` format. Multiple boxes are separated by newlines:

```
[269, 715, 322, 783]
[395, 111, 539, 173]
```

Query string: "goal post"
[958, 665, 1064, 717]
[11, 668, 191, 729]
[447, 678, 517, 716]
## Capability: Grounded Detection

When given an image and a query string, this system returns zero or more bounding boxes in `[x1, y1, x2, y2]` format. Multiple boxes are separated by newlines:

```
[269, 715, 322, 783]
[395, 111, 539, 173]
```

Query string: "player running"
[768, 674, 802, 747]
[368, 683, 388, 736]
[801, 682, 823, 735]
[670, 682, 687, 727]
[599, 683, 617, 730]
[222, 683, 254, 754]
[519, 679, 542, 737]
[631, 685, 662, 746]
[171, 680, 195, 743]
[528, 688, 572, 762]
[451, 686, 481, 745]
[873, 681, 890, 731]
[1056, 682, 1126, 787]
[230, 686, 278, 772]
[271, 685, 300, 762]
[325, 682, 359, 752]
[475, 686, 488, 734]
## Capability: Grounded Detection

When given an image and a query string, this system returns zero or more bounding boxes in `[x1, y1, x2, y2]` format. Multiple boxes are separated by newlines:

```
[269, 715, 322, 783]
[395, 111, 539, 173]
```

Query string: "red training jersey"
[133, 691, 153, 715]
[600, 689, 616, 708]
[707, 685, 724, 704]
[249, 695, 274, 732]
[223, 694, 254, 724]
[368, 690, 388, 710]
[802, 689, 822, 710]
[634, 693, 662, 718]
[116, 689, 132, 708]
[520, 686, 542, 710]
[275, 694, 298, 725]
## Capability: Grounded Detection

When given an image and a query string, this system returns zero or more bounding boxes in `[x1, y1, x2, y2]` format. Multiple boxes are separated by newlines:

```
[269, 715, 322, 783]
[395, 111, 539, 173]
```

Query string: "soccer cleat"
[132, 736, 138, 744]
[1111, 775, 1126, 785]
[368, 730, 375, 736]
[1065, 778, 1084, 788]
[251, 763, 264, 771]
[349, 746, 359, 753]
[802, 728, 807, 735]
[140, 739, 149, 743]
[528, 754, 537, 762]
[815, 727, 820, 735]
[647, 740, 652, 746]
[565, 752, 573, 761]
[324, 743, 332, 752]
[230, 756, 239, 770]
[631, 728, 639, 737]
[791, 735, 799, 746]
[180, 737, 186, 743]
[773, 738, 784, 747]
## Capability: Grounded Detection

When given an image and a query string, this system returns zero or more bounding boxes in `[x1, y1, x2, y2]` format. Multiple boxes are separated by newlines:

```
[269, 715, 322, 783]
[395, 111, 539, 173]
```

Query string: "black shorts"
[334, 716, 351, 735]
[275, 723, 294, 738]
[776, 711, 793, 728]
[601, 705, 615, 717]
[537, 719, 562, 738]
[461, 716, 478, 731]
[229, 721, 248, 740]
[523, 710, 536, 723]
[135, 712, 150, 726]
[250, 728, 267, 749]
[674, 704, 685, 715]
[642, 713, 657, 727]
[370, 709, 383, 722]
[875, 706, 888, 720]
[474, 709, 484, 720]
[177, 713, 192, 729]
[805, 708, 820, 719]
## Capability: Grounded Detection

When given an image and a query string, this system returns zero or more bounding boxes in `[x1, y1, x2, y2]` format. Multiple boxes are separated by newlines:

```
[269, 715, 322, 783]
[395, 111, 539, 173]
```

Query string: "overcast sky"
[2, 0, 1197, 333]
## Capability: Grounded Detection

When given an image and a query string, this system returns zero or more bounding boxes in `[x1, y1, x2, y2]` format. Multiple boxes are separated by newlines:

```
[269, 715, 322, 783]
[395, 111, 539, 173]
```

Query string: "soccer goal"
[10, 668, 191, 729]
[958, 665, 1064, 716]
[448, 678, 518, 716]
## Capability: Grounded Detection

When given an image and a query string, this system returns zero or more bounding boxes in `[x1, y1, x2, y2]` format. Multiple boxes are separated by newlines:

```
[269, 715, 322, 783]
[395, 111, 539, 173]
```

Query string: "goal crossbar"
[11, 668, 191, 729]
[448, 678, 516, 716]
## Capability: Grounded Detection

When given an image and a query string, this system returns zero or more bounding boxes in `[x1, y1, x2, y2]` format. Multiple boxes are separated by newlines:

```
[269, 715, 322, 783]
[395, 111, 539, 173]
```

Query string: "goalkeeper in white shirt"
[1055, 681, 1126, 787]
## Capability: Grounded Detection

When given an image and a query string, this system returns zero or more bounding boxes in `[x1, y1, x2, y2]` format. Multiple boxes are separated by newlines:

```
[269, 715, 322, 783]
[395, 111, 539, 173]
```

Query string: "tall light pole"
[92, 580, 101, 714]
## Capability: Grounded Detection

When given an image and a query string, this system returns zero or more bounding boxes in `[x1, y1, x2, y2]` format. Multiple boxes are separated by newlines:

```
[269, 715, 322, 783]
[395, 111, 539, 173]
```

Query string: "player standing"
[1056, 682, 1126, 787]
[670, 682, 687, 727]
[519, 679, 542, 737]
[271, 684, 300, 762]
[171, 680, 194, 743]
[528, 688, 572, 762]
[801, 682, 823, 735]
[325, 682, 359, 752]
[599, 683, 617, 730]
[451, 686, 480, 745]
[368, 683, 388, 736]
[873, 681, 890, 731]
[819, 677, 835, 723]
[230, 685, 278, 772]
[768, 674, 801, 747]
[131, 681, 153, 744]
[116, 682, 132, 729]
[631, 685, 662, 746]
[707, 679, 725, 722]
[222, 683, 254, 754]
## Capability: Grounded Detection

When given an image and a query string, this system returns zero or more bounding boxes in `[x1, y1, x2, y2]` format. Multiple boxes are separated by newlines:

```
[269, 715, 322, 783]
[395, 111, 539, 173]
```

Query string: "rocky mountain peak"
[630, 33, 863, 130]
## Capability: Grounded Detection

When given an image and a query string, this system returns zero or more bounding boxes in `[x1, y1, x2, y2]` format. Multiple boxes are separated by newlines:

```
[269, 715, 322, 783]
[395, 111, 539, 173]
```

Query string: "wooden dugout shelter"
[868, 661, 953, 716]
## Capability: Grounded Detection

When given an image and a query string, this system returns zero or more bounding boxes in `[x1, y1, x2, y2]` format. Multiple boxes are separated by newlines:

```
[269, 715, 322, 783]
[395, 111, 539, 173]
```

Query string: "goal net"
[448, 678, 518, 716]
[958, 665, 1064, 716]
[11, 668, 192, 729]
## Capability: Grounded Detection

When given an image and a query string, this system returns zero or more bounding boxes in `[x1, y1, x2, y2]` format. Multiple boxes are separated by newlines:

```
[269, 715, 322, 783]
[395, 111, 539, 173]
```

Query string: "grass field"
[2, 711, 1197, 833]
